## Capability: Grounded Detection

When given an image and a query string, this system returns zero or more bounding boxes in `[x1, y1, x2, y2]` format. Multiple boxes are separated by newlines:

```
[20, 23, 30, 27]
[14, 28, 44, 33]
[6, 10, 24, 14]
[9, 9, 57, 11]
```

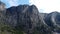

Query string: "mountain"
[0, 1, 60, 34]
[44, 12, 60, 33]
[6, 5, 49, 34]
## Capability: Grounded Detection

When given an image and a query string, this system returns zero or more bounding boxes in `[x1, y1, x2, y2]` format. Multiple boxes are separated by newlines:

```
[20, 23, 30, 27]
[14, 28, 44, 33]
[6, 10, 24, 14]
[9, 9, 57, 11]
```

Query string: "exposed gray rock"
[6, 5, 60, 34]
[0, 1, 60, 34]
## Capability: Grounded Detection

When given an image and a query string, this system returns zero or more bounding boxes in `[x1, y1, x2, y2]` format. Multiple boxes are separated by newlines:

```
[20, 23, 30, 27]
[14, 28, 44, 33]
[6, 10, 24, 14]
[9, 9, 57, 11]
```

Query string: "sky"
[1, 0, 60, 13]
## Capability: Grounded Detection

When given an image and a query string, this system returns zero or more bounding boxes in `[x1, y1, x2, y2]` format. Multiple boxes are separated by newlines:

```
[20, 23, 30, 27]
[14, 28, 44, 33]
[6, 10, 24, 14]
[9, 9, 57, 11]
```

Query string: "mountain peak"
[0, 1, 5, 11]
[7, 5, 39, 14]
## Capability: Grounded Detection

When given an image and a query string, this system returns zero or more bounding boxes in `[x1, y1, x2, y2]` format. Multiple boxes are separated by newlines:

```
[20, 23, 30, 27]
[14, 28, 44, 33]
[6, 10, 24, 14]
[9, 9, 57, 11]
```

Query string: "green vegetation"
[0, 23, 25, 34]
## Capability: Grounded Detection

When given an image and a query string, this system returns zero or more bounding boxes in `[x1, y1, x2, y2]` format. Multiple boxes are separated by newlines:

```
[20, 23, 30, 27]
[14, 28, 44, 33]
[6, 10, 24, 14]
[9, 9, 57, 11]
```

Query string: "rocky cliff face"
[6, 5, 42, 34]
[0, 1, 60, 34]
[0, 1, 6, 26]
[6, 5, 60, 34]
[44, 12, 60, 33]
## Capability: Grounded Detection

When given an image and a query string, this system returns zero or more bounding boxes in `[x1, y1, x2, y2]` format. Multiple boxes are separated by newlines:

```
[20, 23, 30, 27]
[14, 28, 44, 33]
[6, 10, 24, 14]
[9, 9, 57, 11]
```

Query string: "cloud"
[7, 0, 19, 6]
[1, 0, 19, 7]
[1, 0, 60, 13]
[29, 0, 41, 12]
[1, 0, 29, 8]
[29, 0, 60, 13]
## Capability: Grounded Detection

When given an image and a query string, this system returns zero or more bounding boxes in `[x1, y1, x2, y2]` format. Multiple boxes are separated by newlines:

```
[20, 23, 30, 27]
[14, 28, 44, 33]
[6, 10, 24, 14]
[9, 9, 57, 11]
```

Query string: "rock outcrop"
[6, 5, 41, 34]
